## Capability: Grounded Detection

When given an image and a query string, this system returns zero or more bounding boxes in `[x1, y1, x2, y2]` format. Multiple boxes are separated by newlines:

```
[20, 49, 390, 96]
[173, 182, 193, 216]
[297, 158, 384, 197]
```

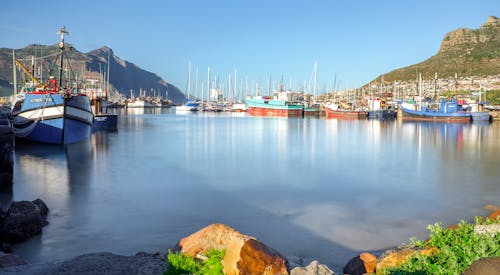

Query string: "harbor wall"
[0, 107, 13, 187]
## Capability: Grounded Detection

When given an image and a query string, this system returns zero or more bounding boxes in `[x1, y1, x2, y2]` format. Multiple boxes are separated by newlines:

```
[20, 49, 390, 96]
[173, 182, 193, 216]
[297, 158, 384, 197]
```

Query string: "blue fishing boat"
[11, 27, 94, 144]
[400, 100, 471, 123]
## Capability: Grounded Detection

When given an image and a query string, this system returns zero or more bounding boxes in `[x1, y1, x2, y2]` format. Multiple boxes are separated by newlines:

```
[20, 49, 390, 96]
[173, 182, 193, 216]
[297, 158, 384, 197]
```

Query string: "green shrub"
[380, 217, 500, 275]
[165, 249, 225, 275]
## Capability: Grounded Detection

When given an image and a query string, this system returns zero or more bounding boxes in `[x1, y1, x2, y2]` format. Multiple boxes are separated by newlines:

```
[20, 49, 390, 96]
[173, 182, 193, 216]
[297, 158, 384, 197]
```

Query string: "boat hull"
[368, 109, 396, 120]
[401, 107, 471, 123]
[470, 112, 491, 121]
[324, 108, 367, 119]
[245, 98, 303, 117]
[12, 94, 93, 144]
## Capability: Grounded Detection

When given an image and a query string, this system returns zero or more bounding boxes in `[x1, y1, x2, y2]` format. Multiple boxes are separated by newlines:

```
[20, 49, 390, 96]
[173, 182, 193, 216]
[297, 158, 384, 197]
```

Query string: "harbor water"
[8, 108, 500, 270]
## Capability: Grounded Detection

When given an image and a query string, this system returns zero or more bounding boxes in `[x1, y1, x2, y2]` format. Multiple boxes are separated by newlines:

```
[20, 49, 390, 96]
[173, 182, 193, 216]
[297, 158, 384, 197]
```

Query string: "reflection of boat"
[401, 101, 471, 123]
[11, 27, 94, 144]
[323, 103, 367, 119]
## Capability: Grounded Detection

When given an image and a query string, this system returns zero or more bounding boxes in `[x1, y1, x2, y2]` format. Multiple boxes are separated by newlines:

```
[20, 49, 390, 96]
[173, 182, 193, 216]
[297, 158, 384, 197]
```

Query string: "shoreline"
[1, 205, 498, 274]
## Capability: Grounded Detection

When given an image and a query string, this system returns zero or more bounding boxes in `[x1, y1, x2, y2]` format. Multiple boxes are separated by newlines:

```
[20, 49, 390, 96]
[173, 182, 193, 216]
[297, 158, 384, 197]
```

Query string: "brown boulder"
[175, 223, 252, 257]
[376, 246, 437, 274]
[489, 209, 500, 219]
[360, 252, 377, 273]
[175, 224, 289, 275]
[463, 257, 500, 275]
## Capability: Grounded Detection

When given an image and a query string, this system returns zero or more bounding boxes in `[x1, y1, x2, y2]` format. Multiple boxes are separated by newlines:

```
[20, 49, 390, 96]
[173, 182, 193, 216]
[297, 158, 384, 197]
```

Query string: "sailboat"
[11, 27, 94, 144]
[176, 61, 199, 112]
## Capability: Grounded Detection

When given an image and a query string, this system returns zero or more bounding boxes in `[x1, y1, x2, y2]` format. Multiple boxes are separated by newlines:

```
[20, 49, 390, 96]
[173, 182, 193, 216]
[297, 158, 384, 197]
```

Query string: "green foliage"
[379, 218, 500, 275]
[486, 90, 500, 105]
[164, 249, 225, 275]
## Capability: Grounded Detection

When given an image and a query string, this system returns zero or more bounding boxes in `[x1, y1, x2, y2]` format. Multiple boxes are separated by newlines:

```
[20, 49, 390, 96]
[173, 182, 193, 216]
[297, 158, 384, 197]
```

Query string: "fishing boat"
[367, 98, 396, 119]
[245, 84, 303, 117]
[323, 103, 367, 119]
[400, 101, 471, 123]
[245, 96, 303, 117]
[11, 27, 94, 144]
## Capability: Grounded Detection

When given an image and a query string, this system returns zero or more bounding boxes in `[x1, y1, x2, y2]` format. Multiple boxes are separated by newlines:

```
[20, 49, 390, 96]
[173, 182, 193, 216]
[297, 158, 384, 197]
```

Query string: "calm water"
[8, 108, 500, 270]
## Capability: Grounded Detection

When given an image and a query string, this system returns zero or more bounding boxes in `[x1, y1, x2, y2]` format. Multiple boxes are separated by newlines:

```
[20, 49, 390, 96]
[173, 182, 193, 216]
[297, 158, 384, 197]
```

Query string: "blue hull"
[12, 94, 93, 144]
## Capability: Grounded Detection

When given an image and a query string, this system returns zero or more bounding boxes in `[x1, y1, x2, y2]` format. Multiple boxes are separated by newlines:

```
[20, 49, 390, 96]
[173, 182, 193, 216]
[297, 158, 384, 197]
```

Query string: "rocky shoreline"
[0, 201, 498, 274]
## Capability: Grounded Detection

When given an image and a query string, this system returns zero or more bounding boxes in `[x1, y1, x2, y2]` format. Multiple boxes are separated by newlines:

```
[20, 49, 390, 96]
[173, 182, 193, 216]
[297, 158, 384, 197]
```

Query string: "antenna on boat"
[57, 26, 69, 88]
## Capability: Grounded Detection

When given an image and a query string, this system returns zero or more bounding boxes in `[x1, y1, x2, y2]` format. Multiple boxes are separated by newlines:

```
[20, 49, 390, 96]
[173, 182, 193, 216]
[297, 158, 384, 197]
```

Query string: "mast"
[12, 50, 17, 96]
[186, 61, 191, 101]
[106, 50, 111, 99]
[57, 26, 69, 89]
[313, 61, 317, 98]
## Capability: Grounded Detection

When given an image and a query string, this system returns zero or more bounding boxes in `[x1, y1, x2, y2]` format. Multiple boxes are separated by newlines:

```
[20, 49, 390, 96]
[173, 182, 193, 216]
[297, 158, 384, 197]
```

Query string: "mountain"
[0, 45, 186, 104]
[373, 16, 500, 83]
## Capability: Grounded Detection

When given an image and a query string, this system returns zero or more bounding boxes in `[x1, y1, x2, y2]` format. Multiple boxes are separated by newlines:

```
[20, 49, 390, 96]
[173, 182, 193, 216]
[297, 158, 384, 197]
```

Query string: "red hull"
[324, 108, 367, 119]
[247, 107, 303, 117]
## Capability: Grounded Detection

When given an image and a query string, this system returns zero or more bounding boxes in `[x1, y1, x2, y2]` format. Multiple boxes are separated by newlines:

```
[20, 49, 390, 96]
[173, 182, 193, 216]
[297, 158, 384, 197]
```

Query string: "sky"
[0, 0, 498, 96]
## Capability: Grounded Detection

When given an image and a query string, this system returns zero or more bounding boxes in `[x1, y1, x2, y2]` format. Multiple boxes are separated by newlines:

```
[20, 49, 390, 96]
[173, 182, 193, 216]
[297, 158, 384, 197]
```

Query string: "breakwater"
[0, 106, 13, 188]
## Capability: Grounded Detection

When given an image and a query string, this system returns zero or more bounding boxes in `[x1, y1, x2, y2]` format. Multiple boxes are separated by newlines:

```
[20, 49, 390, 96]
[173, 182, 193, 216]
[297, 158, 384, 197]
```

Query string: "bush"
[380, 217, 500, 275]
[165, 249, 225, 275]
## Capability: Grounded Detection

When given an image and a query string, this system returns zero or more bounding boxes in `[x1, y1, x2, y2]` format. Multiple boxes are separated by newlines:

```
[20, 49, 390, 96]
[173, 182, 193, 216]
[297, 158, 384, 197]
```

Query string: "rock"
[32, 199, 49, 217]
[0, 252, 28, 268]
[474, 224, 500, 236]
[448, 224, 459, 230]
[483, 204, 499, 212]
[0, 252, 168, 274]
[360, 252, 377, 273]
[462, 257, 500, 275]
[224, 238, 289, 275]
[176, 223, 289, 275]
[343, 255, 366, 275]
[343, 252, 377, 275]
[489, 209, 500, 220]
[0, 199, 49, 243]
[376, 245, 437, 273]
[175, 223, 251, 257]
[290, 260, 333, 275]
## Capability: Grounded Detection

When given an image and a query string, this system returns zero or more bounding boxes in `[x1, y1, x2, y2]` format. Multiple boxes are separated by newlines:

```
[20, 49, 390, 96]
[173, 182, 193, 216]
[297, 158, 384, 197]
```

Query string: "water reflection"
[9, 114, 500, 270]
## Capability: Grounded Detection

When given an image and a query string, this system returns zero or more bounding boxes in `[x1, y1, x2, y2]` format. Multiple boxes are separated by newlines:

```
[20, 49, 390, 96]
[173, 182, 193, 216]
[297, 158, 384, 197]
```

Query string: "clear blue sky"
[1, 0, 498, 96]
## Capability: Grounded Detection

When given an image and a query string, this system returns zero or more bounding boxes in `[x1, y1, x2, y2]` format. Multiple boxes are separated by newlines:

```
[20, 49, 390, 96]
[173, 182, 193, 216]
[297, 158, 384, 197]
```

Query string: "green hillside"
[374, 16, 500, 83]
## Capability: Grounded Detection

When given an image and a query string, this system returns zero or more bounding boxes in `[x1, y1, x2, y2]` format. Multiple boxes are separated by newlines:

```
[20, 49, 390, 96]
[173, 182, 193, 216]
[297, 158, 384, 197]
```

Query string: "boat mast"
[12, 50, 17, 96]
[106, 50, 111, 99]
[57, 27, 69, 89]
[313, 61, 317, 99]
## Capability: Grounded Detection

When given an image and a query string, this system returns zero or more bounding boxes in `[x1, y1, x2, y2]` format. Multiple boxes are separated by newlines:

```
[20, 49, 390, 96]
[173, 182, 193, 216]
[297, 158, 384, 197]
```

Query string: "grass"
[165, 249, 225, 275]
[380, 217, 500, 275]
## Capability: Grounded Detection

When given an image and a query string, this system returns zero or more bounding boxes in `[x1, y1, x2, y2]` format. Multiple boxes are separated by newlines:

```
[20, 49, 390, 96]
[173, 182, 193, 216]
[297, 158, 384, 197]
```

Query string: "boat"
[245, 84, 303, 117]
[400, 101, 471, 123]
[245, 96, 303, 117]
[230, 102, 247, 112]
[323, 103, 367, 119]
[11, 27, 94, 144]
[176, 100, 200, 112]
[367, 98, 396, 119]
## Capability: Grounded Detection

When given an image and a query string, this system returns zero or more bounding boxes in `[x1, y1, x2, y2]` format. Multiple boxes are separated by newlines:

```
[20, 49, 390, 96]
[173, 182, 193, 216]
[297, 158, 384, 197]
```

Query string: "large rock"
[463, 257, 500, 275]
[489, 209, 500, 219]
[376, 245, 437, 274]
[0, 199, 49, 243]
[175, 223, 289, 275]
[343, 252, 377, 275]
[290, 260, 333, 275]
